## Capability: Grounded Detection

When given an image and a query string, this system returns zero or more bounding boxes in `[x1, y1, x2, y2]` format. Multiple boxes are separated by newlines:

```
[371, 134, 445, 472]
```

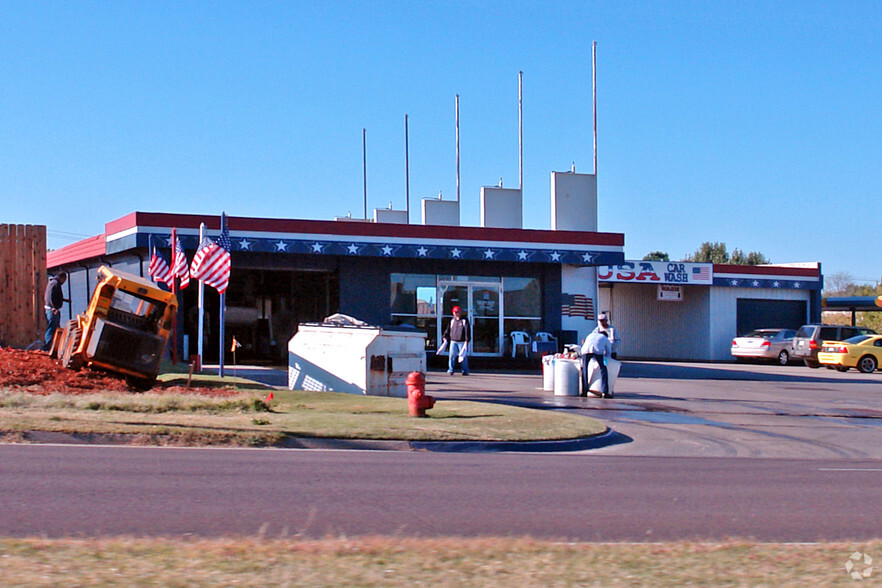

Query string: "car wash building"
[597, 260, 822, 361]
[47, 172, 625, 365]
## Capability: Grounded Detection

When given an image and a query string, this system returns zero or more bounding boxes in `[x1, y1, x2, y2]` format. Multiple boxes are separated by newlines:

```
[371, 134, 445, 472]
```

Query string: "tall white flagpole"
[196, 222, 205, 367]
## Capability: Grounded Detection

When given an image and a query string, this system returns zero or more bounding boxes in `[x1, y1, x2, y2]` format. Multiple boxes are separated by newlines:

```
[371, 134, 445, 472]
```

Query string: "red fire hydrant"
[406, 371, 434, 417]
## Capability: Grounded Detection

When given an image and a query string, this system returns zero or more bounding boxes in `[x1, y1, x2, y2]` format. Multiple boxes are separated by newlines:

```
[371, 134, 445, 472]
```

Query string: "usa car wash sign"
[598, 261, 713, 284]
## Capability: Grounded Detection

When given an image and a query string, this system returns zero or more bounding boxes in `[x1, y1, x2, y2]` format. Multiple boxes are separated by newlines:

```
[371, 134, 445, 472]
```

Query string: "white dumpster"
[288, 320, 427, 397]
[552, 358, 580, 396]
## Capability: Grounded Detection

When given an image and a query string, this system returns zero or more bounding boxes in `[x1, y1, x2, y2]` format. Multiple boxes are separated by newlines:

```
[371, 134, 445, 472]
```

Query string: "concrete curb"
[9, 428, 626, 453]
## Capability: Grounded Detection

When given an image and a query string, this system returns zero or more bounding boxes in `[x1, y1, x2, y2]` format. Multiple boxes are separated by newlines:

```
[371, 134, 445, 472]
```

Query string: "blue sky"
[3, 1, 881, 284]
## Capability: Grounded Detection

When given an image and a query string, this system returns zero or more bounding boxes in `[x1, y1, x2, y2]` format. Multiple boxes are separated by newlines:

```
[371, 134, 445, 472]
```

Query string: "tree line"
[643, 242, 770, 265]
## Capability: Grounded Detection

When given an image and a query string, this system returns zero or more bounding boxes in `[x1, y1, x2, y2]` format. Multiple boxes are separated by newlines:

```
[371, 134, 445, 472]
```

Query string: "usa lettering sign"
[598, 261, 713, 285]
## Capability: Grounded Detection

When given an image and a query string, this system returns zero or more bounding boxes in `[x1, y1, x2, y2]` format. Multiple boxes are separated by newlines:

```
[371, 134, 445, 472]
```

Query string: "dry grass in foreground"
[1, 536, 878, 586]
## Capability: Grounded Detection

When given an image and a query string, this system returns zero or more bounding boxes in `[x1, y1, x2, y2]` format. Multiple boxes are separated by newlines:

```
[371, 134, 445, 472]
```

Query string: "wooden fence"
[0, 224, 47, 348]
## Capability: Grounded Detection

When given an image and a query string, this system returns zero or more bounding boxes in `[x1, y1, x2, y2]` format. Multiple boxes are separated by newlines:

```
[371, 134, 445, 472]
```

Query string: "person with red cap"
[442, 305, 471, 375]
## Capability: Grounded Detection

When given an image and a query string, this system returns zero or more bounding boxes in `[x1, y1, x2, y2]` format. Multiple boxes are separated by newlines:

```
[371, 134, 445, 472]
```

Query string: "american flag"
[692, 265, 711, 281]
[172, 232, 190, 289]
[561, 293, 595, 320]
[190, 214, 232, 294]
[148, 245, 172, 287]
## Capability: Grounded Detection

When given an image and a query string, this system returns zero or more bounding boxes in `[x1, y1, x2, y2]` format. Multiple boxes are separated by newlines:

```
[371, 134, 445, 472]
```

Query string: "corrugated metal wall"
[599, 283, 711, 360]
[708, 287, 810, 360]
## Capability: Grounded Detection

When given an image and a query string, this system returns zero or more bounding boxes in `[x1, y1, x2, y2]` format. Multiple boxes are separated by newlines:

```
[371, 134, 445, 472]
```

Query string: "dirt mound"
[0, 347, 239, 396]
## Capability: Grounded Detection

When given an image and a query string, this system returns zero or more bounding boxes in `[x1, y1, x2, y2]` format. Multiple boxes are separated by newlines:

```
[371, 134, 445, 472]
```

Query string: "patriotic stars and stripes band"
[152, 234, 621, 266]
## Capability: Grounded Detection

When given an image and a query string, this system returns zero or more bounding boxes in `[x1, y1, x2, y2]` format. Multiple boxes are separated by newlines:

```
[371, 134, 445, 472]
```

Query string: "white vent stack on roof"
[421, 194, 460, 226]
[480, 186, 523, 228]
[551, 170, 597, 232]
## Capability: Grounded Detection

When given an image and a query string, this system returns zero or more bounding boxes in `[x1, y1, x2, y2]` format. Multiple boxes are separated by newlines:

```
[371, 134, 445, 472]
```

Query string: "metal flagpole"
[170, 227, 179, 365]
[196, 222, 205, 368]
[455, 94, 460, 202]
[218, 213, 227, 378]
[593, 40, 598, 175]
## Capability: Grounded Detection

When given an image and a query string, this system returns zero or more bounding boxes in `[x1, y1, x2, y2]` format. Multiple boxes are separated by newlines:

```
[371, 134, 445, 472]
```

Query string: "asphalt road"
[3, 361, 882, 540]
[428, 361, 882, 458]
[3, 444, 882, 541]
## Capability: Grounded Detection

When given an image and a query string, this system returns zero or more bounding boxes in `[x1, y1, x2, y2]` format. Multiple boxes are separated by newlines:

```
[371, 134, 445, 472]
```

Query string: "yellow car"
[818, 335, 882, 373]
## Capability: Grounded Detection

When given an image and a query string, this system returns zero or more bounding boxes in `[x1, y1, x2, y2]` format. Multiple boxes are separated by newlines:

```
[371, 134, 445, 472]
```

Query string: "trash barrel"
[553, 358, 580, 396]
[542, 355, 555, 391]
[585, 357, 622, 396]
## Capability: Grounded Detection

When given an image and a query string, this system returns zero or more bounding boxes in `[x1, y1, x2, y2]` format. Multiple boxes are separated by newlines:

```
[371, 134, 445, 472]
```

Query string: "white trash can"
[585, 357, 622, 396]
[553, 358, 580, 396]
[542, 355, 555, 391]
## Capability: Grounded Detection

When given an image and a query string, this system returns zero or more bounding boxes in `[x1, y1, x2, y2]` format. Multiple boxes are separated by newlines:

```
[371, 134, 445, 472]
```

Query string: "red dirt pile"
[0, 347, 238, 396]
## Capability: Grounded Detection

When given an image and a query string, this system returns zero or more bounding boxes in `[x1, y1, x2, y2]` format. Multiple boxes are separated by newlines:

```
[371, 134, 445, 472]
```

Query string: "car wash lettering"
[663, 263, 689, 283]
[598, 261, 710, 284]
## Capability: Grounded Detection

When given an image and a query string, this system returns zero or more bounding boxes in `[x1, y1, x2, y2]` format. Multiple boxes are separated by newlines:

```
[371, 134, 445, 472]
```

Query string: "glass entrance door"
[438, 280, 502, 356]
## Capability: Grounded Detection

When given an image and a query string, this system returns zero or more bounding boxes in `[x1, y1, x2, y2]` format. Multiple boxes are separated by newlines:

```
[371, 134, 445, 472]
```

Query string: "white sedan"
[731, 329, 797, 365]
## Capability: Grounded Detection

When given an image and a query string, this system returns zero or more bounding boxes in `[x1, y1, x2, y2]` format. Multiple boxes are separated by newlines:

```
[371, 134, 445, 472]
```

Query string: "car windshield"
[844, 335, 873, 345]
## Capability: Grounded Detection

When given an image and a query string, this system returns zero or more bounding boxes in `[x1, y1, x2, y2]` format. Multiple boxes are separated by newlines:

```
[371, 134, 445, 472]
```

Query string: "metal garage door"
[736, 299, 806, 336]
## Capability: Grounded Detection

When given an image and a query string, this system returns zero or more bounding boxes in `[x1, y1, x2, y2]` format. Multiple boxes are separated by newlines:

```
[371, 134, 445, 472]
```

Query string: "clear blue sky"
[4, 1, 880, 285]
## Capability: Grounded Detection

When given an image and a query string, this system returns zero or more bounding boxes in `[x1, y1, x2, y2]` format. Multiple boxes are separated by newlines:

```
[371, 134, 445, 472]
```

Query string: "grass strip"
[0, 389, 606, 446]
[1, 536, 877, 586]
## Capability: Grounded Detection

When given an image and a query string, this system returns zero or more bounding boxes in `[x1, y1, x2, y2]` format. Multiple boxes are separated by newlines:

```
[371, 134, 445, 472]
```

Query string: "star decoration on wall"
[483, 248, 495, 259]
[729, 279, 740, 286]
[751, 280, 760, 287]
[450, 247, 462, 258]
[311, 242, 324, 253]
[517, 250, 529, 261]
[549, 251, 561, 262]
[275, 240, 288, 251]
[347, 244, 359, 255]
[381, 245, 394, 256]
[238, 239, 252, 251]
[582, 252, 595, 263]
[416, 246, 428, 257]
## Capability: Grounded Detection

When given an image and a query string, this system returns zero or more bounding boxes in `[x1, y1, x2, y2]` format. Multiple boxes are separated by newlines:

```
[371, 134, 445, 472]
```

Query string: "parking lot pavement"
[425, 362, 882, 459]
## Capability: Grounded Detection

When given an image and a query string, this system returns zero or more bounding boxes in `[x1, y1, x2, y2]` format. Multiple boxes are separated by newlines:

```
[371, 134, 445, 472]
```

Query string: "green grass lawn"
[0, 386, 606, 447]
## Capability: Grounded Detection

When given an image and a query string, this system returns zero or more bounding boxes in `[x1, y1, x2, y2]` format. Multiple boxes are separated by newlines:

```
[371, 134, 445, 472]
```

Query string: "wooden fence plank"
[0, 224, 47, 348]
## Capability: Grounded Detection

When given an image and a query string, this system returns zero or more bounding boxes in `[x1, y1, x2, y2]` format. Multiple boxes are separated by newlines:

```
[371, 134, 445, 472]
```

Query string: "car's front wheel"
[777, 350, 789, 366]
[857, 355, 878, 374]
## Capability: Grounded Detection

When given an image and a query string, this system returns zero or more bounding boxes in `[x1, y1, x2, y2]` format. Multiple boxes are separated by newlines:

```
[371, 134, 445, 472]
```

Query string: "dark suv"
[791, 324, 877, 367]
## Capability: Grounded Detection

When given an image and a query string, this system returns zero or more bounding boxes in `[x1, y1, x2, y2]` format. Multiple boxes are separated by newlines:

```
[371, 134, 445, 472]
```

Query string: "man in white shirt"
[580, 328, 612, 398]
[593, 313, 620, 359]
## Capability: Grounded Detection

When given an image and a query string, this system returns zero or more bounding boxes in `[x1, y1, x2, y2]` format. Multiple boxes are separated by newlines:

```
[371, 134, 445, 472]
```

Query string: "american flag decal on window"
[562, 294, 595, 320]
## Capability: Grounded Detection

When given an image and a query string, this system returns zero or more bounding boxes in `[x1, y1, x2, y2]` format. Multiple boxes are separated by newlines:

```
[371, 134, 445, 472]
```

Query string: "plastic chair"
[510, 331, 531, 358]
[534, 332, 557, 343]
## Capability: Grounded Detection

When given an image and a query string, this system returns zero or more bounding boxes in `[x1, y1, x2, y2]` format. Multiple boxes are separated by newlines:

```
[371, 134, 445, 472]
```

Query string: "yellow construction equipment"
[50, 266, 177, 390]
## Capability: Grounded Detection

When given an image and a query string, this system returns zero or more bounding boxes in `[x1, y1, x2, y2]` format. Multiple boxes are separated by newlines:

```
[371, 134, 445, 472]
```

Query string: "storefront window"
[391, 274, 437, 350]
[391, 273, 545, 356]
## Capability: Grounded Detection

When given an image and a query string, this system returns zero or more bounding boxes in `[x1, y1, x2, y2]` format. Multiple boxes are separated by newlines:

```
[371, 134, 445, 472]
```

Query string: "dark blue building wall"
[338, 256, 561, 328]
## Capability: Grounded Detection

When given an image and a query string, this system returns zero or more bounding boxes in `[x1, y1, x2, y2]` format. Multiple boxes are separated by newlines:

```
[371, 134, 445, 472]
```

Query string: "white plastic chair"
[534, 332, 557, 343]
[510, 331, 531, 358]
